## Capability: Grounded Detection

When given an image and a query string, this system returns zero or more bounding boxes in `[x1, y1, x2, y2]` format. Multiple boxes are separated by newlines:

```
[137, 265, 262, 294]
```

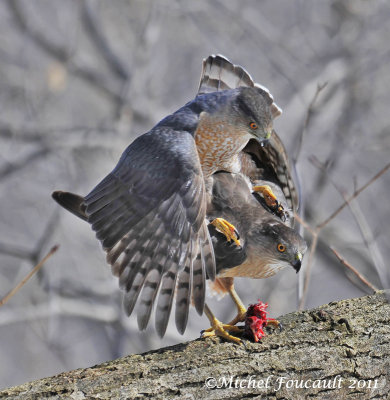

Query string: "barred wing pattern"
[83, 128, 215, 337]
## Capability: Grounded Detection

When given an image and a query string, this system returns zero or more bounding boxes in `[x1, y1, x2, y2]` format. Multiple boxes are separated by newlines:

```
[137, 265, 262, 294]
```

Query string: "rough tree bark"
[1, 291, 389, 400]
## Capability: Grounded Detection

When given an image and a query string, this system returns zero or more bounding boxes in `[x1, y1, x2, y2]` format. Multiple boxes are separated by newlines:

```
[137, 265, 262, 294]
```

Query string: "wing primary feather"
[84, 174, 118, 203]
[154, 241, 184, 337]
[201, 221, 216, 281]
[110, 215, 153, 276]
[136, 226, 175, 330]
[106, 233, 134, 266]
[175, 240, 195, 335]
[155, 266, 179, 337]
[118, 219, 164, 291]
[123, 258, 152, 316]
[137, 263, 164, 330]
[192, 238, 206, 315]
[85, 184, 126, 215]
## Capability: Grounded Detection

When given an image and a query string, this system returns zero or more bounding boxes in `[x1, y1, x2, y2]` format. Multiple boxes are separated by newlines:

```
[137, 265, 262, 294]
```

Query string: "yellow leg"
[210, 218, 241, 247]
[228, 288, 281, 330]
[216, 277, 247, 326]
[202, 304, 243, 344]
[226, 285, 247, 326]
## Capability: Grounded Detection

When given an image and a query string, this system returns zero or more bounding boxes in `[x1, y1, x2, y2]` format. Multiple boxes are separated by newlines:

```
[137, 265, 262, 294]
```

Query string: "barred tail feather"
[198, 54, 282, 119]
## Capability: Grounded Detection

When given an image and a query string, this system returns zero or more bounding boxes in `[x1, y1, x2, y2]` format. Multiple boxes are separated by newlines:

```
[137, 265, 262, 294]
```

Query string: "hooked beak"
[254, 127, 272, 146]
[292, 252, 302, 273]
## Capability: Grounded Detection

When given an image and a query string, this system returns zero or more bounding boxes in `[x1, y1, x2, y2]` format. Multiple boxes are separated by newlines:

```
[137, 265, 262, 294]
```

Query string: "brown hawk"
[203, 172, 306, 342]
[194, 56, 306, 342]
[52, 54, 282, 337]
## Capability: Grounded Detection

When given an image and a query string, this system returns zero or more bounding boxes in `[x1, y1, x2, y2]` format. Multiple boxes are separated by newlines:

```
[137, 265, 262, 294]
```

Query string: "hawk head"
[234, 86, 275, 140]
[205, 86, 275, 144]
[248, 219, 307, 274]
[197, 54, 282, 143]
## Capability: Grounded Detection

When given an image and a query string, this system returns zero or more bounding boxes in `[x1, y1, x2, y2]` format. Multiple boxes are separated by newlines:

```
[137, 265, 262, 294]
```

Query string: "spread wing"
[55, 127, 216, 337]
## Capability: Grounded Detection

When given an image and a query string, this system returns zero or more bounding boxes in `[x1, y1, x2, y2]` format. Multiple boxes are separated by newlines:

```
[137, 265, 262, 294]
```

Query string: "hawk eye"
[277, 243, 286, 252]
[249, 122, 258, 130]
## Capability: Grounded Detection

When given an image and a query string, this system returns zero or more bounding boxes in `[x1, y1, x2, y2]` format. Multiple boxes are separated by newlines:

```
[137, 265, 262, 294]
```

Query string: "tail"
[52, 191, 88, 221]
[198, 54, 282, 119]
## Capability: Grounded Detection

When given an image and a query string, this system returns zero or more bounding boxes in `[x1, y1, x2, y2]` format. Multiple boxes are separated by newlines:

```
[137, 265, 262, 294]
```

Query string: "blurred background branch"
[0, 0, 389, 389]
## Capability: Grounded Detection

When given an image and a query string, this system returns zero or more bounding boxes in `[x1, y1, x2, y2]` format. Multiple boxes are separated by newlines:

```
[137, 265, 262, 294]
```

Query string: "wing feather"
[192, 238, 206, 315]
[79, 128, 215, 336]
[175, 239, 195, 334]
[155, 264, 179, 338]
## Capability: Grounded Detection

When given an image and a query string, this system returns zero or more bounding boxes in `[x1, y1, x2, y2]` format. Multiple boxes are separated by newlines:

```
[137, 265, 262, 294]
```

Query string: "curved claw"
[266, 318, 283, 332]
[210, 218, 241, 247]
[253, 185, 278, 206]
[253, 185, 287, 221]
[201, 320, 244, 344]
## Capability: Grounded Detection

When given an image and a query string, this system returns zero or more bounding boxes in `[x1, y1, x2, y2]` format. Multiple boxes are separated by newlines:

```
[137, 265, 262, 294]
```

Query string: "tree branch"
[316, 162, 390, 230]
[1, 291, 388, 399]
[330, 247, 378, 292]
[0, 245, 58, 307]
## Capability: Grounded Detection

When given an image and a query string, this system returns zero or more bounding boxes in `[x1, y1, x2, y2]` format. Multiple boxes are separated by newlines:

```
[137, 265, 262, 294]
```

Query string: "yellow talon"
[202, 304, 243, 344]
[253, 185, 287, 220]
[211, 218, 241, 247]
[265, 318, 282, 331]
[202, 319, 243, 343]
[252, 185, 278, 208]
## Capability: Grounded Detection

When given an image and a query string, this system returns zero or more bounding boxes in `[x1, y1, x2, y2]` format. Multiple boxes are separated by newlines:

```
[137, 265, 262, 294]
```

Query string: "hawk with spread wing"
[52, 55, 284, 337]
[193, 56, 307, 342]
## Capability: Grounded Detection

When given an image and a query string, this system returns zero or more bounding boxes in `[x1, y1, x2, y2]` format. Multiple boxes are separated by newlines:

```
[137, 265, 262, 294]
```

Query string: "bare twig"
[6, 0, 69, 61]
[317, 162, 390, 230]
[294, 214, 315, 236]
[0, 242, 34, 260]
[82, 0, 130, 81]
[309, 155, 388, 290]
[298, 162, 390, 309]
[294, 83, 327, 303]
[330, 247, 378, 292]
[0, 122, 112, 142]
[0, 245, 59, 307]
[0, 213, 59, 265]
[0, 147, 49, 180]
[6, 0, 124, 105]
[345, 199, 388, 289]
[293, 82, 328, 164]
[0, 298, 119, 326]
[299, 235, 319, 309]
[33, 212, 60, 264]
